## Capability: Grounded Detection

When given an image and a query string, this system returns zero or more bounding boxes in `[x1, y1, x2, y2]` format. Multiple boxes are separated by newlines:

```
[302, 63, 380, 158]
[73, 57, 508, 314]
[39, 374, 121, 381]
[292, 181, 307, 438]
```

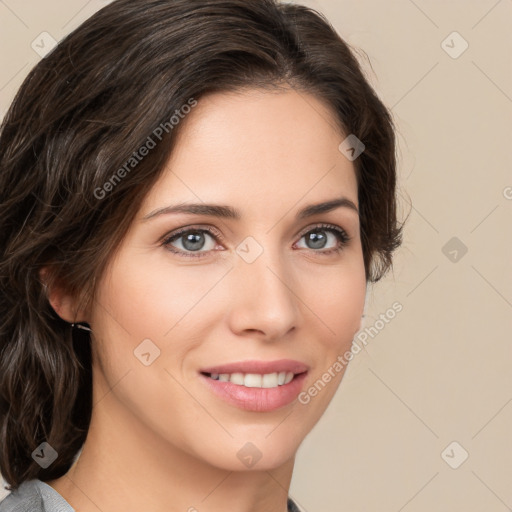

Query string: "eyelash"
[161, 223, 351, 259]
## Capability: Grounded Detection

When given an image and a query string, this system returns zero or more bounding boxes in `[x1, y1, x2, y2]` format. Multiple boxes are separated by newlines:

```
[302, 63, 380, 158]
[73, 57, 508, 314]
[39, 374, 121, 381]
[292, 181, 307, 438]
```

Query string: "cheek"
[89, 253, 232, 384]
[310, 261, 367, 349]
[95, 254, 224, 338]
[332, 278, 366, 343]
[296, 269, 366, 419]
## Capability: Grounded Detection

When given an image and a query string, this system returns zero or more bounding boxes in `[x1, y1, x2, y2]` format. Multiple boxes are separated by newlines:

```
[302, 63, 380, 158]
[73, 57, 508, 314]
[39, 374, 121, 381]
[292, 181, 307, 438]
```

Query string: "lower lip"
[200, 372, 308, 412]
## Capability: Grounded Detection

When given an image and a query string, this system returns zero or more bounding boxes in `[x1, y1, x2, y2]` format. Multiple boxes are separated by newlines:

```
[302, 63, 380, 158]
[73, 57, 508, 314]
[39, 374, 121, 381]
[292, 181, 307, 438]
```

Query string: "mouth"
[200, 370, 303, 388]
[198, 359, 309, 412]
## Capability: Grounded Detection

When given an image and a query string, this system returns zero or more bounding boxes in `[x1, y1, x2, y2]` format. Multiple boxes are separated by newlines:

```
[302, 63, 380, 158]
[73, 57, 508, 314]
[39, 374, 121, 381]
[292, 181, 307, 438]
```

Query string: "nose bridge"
[228, 234, 299, 338]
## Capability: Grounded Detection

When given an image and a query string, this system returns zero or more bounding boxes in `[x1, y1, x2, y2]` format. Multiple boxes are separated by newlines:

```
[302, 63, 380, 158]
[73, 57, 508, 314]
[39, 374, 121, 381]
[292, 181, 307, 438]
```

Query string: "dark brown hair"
[0, 0, 404, 490]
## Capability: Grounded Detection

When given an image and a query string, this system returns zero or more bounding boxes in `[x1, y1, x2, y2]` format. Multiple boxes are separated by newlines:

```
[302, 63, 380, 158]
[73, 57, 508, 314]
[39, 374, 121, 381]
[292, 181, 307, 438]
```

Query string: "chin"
[189, 432, 303, 473]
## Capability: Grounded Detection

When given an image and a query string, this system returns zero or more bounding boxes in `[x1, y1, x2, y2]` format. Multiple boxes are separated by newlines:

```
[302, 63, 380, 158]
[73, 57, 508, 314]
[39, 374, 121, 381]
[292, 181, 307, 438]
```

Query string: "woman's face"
[89, 87, 366, 471]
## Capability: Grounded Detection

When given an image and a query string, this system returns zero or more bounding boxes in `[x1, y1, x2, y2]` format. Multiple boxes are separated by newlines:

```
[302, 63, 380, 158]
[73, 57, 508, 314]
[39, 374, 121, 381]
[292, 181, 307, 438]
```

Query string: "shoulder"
[0, 479, 74, 512]
[0, 480, 45, 512]
[288, 496, 307, 512]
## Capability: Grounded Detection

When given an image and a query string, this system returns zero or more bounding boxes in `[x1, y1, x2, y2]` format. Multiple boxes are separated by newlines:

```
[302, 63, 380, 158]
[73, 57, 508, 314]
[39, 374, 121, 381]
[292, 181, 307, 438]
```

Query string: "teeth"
[230, 372, 244, 385]
[244, 374, 262, 387]
[262, 373, 277, 388]
[284, 372, 294, 384]
[207, 371, 296, 388]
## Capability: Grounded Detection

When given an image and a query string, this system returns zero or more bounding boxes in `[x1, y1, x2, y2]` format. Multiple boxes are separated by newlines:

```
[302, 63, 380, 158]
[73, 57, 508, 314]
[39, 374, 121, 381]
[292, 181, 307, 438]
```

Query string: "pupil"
[308, 231, 326, 249]
[183, 232, 204, 251]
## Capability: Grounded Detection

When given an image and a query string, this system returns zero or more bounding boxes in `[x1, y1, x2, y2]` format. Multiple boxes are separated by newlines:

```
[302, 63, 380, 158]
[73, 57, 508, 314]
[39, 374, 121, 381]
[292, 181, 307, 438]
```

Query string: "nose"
[226, 247, 300, 342]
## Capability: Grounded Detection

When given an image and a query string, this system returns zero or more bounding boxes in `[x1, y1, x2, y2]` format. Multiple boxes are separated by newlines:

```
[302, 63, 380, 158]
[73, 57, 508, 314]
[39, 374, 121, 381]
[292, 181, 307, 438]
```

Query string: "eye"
[162, 226, 221, 258]
[295, 223, 351, 255]
[161, 223, 351, 259]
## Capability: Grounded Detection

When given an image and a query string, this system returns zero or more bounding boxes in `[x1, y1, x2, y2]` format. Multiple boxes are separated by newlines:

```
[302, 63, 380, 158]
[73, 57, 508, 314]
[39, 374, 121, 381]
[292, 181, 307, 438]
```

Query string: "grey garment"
[0, 480, 74, 512]
[0, 479, 302, 512]
[287, 496, 303, 512]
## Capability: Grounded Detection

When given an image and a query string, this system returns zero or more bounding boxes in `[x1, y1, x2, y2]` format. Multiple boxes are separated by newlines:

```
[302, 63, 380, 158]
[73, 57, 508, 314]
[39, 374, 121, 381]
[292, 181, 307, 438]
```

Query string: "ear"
[39, 267, 90, 324]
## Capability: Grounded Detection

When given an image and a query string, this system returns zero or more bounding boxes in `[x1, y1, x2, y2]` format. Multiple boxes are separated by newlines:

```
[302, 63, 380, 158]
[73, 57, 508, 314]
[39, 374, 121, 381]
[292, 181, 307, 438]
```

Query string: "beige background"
[1, 0, 511, 510]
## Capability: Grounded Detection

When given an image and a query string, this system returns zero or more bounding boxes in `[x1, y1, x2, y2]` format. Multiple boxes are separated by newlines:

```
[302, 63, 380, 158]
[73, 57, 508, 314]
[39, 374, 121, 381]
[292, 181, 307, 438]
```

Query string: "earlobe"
[39, 267, 89, 324]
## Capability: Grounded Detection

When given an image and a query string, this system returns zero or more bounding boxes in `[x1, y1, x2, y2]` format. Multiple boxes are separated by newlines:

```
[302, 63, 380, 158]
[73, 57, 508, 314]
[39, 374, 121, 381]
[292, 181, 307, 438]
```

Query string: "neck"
[47, 372, 296, 512]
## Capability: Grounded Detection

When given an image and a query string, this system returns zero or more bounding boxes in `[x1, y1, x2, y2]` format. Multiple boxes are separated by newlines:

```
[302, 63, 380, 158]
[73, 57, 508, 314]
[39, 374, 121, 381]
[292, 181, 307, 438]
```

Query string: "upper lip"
[200, 359, 309, 375]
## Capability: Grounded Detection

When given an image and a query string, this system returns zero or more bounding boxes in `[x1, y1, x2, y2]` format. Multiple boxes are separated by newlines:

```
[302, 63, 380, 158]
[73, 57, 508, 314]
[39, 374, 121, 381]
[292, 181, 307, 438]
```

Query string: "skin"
[45, 87, 367, 512]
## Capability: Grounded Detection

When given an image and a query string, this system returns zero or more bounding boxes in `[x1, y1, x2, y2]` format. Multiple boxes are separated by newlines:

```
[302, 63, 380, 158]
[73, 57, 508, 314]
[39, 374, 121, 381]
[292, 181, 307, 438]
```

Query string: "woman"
[0, 0, 404, 510]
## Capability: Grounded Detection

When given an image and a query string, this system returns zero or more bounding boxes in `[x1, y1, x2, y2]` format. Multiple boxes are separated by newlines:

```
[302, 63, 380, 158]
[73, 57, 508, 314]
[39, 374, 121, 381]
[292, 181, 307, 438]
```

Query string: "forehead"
[142, 88, 357, 217]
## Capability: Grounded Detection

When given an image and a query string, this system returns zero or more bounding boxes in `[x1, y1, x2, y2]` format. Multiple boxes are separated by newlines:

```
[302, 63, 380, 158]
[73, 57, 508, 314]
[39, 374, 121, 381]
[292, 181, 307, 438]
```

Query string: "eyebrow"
[141, 197, 359, 222]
